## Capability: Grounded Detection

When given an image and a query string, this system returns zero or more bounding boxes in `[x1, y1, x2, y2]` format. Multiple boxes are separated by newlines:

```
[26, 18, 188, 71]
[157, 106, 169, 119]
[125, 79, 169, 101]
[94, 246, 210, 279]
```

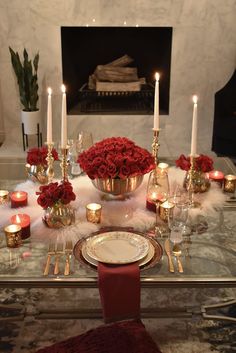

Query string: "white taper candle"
[46, 87, 52, 144]
[61, 84, 67, 149]
[190, 95, 198, 156]
[153, 72, 160, 130]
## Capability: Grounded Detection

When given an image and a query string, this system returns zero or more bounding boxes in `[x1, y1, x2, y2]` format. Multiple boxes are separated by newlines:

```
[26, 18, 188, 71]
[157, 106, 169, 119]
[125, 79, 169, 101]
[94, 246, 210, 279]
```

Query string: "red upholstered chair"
[35, 319, 162, 353]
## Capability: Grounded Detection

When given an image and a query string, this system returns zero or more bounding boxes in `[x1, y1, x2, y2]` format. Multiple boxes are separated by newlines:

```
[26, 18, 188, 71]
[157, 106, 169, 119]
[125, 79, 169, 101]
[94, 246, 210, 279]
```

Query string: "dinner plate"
[85, 231, 150, 264]
[82, 241, 155, 268]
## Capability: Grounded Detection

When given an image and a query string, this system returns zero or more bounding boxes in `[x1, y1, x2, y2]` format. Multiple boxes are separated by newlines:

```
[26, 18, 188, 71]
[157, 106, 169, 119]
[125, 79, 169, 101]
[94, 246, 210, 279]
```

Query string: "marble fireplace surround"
[0, 0, 235, 159]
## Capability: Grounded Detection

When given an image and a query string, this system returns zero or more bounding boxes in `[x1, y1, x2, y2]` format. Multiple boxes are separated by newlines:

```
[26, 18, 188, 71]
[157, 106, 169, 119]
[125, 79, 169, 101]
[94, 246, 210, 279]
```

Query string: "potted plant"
[9, 47, 40, 135]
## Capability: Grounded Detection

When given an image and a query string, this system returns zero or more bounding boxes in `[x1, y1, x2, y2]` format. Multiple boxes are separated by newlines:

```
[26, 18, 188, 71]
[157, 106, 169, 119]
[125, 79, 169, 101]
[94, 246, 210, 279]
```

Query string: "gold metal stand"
[152, 129, 160, 166]
[46, 142, 55, 183]
[60, 147, 69, 181]
[188, 156, 201, 208]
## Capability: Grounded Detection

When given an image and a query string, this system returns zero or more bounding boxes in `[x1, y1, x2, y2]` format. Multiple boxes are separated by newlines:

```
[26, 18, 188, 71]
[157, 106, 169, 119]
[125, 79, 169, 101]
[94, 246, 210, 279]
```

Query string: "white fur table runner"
[0, 167, 227, 244]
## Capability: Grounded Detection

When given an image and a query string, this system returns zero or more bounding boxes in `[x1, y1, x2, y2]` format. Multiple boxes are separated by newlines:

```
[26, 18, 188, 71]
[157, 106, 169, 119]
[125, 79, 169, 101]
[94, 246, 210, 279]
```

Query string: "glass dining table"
[0, 156, 235, 321]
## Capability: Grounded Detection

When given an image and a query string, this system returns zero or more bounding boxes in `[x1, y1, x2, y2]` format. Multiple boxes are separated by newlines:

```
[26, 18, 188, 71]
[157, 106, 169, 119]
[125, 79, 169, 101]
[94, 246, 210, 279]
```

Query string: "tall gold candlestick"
[60, 147, 69, 181]
[152, 129, 160, 166]
[188, 156, 200, 208]
[46, 142, 55, 183]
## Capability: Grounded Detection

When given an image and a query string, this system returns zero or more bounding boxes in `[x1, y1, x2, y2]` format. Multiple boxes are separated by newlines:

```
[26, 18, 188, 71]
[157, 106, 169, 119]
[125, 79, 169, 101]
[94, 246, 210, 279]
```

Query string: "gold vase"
[43, 203, 75, 228]
[91, 175, 144, 196]
[25, 164, 48, 184]
[184, 170, 210, 193]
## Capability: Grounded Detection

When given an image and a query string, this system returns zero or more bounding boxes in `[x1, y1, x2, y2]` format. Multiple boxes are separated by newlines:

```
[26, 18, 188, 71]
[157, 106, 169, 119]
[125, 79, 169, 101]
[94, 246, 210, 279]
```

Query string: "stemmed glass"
[76, 131, 93, 154]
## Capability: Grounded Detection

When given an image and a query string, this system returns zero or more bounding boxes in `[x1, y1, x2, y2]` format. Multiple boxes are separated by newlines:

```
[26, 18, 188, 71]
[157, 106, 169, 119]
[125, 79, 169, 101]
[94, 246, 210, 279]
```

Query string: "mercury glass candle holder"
[4, 224, 22, 248]
[0, 190, 9, 205]
[86, 203, 102, 223]
[223, 174, 236, 194]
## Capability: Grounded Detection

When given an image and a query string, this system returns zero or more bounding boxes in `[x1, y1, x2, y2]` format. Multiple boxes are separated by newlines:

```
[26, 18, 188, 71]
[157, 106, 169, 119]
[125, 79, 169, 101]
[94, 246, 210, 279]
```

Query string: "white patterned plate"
[85, 231, 150, 264]
[82, 241, 155, 268]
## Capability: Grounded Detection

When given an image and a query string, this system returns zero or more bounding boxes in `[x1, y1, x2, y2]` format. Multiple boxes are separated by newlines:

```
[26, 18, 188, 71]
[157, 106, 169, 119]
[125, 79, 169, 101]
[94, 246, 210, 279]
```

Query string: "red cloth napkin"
[98, 262, 141, 323]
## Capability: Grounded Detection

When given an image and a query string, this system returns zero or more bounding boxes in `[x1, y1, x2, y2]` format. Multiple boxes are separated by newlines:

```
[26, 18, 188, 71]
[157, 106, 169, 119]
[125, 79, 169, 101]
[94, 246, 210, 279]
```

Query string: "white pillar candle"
[153, 72, 160, 130]
[61, 84, 67, 148]
[46, 87, 52, 144]
[190, 95, 198, 156]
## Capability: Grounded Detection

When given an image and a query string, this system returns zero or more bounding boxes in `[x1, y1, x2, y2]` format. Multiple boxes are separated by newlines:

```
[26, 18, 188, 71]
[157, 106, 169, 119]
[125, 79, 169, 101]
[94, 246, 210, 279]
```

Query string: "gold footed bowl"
[43, 203, 75, 228]
[25, 164, 48, 184]
[91, 175, 144, 197]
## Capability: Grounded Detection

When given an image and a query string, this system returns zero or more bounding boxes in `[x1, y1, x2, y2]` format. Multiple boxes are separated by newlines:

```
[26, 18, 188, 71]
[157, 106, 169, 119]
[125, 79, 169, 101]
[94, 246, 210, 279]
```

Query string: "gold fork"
[64, 241, 73, 276]
[172, 244, 184, 273]
[43, 243, 55, 276]
[54, 243, 64, 275]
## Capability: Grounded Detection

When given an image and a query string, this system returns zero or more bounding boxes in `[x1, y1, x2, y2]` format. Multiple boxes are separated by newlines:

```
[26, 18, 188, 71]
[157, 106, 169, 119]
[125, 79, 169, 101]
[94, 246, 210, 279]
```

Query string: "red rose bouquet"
[27, 146, 59, 166]
[78, 137, 155, 179]
[36, 181, 76, 209]
[176, 154, 214, 172]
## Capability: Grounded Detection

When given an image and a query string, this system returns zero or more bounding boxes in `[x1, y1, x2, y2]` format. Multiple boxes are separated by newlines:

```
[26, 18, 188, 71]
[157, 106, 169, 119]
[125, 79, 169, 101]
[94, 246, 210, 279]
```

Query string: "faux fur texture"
[0, 168, 227, 245]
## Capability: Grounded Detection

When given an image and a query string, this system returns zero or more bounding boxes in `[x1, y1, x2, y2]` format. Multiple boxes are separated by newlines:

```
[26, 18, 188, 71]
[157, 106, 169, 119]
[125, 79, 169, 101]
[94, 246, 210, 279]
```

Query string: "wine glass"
[76, 131, 93, 154]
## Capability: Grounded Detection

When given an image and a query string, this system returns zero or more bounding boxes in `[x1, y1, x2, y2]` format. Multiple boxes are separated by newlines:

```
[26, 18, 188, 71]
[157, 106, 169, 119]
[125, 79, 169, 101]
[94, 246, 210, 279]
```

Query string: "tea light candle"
[223, 174, 236, 193]
[10, 214, 31, 239]
[86, 203, 102, 223]
[208, 170, 225, 186]
[0, 190, 9, 205]
[159, 200, 175, 222]
[4, 224, 22, 248]
[10, 191, 28, 208]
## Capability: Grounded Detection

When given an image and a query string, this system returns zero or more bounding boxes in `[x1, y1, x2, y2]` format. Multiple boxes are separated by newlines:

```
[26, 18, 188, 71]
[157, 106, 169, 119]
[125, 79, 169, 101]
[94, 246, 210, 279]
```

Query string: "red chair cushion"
[36, 319, 162, 353]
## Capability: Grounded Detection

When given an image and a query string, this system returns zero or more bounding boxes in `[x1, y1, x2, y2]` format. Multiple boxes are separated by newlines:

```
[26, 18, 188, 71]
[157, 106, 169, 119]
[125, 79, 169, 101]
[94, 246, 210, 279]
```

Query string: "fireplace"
[61, 27, 172, 115]
[212, 70, 236, 157]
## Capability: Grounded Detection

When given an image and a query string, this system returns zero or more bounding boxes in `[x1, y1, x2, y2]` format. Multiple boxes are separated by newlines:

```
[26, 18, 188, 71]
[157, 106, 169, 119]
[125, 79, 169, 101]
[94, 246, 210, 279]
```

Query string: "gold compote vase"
[43, 203, 75, 228]
[25, 163, 48, 184]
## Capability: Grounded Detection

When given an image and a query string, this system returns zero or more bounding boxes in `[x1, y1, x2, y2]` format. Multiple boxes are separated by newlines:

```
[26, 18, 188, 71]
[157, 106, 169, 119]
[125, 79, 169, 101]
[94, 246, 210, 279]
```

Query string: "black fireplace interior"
[61, 27, 172, 115]
[212, 70, 236, 157]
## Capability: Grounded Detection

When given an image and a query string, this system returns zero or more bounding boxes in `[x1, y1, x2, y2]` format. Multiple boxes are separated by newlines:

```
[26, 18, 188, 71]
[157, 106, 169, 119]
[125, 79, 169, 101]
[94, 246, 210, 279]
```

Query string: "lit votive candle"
[0, 190, 9, 205]
[159, 200, 175, 222]
[10, 191, 28, 208]
[10, 214, 31, 239]
[86, 203, 102, 223]
[4, 224, 22, 248]
[146, 192, 166, 213]
[223, 175, 236, 194]
[208, 170, 225, 187]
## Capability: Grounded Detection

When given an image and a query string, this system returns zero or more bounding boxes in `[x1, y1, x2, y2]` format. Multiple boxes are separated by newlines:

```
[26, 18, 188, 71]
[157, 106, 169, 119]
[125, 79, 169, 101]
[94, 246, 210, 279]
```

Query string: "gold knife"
[164, 239, 175, 273]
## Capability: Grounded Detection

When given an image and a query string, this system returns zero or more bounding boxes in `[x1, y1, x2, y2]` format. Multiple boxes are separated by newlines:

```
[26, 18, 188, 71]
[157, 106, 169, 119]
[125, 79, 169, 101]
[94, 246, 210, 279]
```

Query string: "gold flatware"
[172, 244, 184, 273]
[54, 243, 64, 275]
[64, 241, 73, 276]
[164, 239, 175, 273]
[43, 243, 55, 276]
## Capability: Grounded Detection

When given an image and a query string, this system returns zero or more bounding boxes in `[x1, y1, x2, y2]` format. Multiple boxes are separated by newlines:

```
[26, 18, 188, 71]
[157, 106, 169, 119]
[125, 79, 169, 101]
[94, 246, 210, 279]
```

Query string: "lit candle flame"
[155, 72, 160, 81]
[47, 87, 52, 95]
[15, 214, 21, 223]
[16, 192, 21, 199]
[61, 84, 66, 93]
[193, 95, 198, 104]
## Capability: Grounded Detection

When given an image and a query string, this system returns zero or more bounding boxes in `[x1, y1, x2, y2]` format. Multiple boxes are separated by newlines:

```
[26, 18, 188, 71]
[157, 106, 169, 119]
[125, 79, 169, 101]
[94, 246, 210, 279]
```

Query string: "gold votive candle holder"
[0, 190, 9, 205]
[4, 224, 22, 248]
[223, 174, 236, 193]
[86, 203, 102, 223]
[159, 200, 175, 222]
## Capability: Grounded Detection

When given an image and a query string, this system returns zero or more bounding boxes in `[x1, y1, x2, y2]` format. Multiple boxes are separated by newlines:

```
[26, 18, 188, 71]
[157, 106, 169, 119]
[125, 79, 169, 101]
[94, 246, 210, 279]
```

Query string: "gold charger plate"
[73, 228, 163, 272]
[85, 230, 150, 264]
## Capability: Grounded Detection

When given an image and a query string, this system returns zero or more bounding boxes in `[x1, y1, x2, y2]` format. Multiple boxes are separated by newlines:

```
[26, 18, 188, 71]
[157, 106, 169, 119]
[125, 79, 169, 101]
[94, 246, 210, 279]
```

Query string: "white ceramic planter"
[21, 110, 41, 135]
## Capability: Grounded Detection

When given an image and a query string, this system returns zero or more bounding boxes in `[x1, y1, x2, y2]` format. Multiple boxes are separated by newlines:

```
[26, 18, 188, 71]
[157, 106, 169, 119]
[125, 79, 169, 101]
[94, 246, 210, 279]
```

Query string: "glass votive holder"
[86, 203, 102, 223]
[223, 175, 236, 194]
[159, 200, 175, 222]
[0, 190, 9, 205]
[4, 224, 22, 248]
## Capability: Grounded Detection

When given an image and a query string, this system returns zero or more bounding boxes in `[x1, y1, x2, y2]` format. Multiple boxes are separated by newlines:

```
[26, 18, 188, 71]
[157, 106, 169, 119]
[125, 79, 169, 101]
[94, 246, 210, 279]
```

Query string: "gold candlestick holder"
[46, 142, 55, 183]
[152, 129, 160, 166]
[60, 147, 69, 181]
[188, 155, 201, 208]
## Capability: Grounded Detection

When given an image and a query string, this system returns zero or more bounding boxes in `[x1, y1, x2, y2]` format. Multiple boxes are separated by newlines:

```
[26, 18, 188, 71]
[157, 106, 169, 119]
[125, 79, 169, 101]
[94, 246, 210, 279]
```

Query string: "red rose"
[119, 165, 131, 179]
[175, 155, 191, 171]
[97, 164, 108, 178]
[107, 162, 117, 178]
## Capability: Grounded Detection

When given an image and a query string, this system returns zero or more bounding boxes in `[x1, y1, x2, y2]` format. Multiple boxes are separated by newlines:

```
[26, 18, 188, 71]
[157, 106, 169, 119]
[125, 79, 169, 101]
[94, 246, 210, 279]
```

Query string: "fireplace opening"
[61, 27, 172, 115]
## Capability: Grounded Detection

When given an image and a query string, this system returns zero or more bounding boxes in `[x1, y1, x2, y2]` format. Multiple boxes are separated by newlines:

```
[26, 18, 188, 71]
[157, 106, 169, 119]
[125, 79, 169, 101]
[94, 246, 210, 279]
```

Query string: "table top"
[0, 156, 235, 288]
